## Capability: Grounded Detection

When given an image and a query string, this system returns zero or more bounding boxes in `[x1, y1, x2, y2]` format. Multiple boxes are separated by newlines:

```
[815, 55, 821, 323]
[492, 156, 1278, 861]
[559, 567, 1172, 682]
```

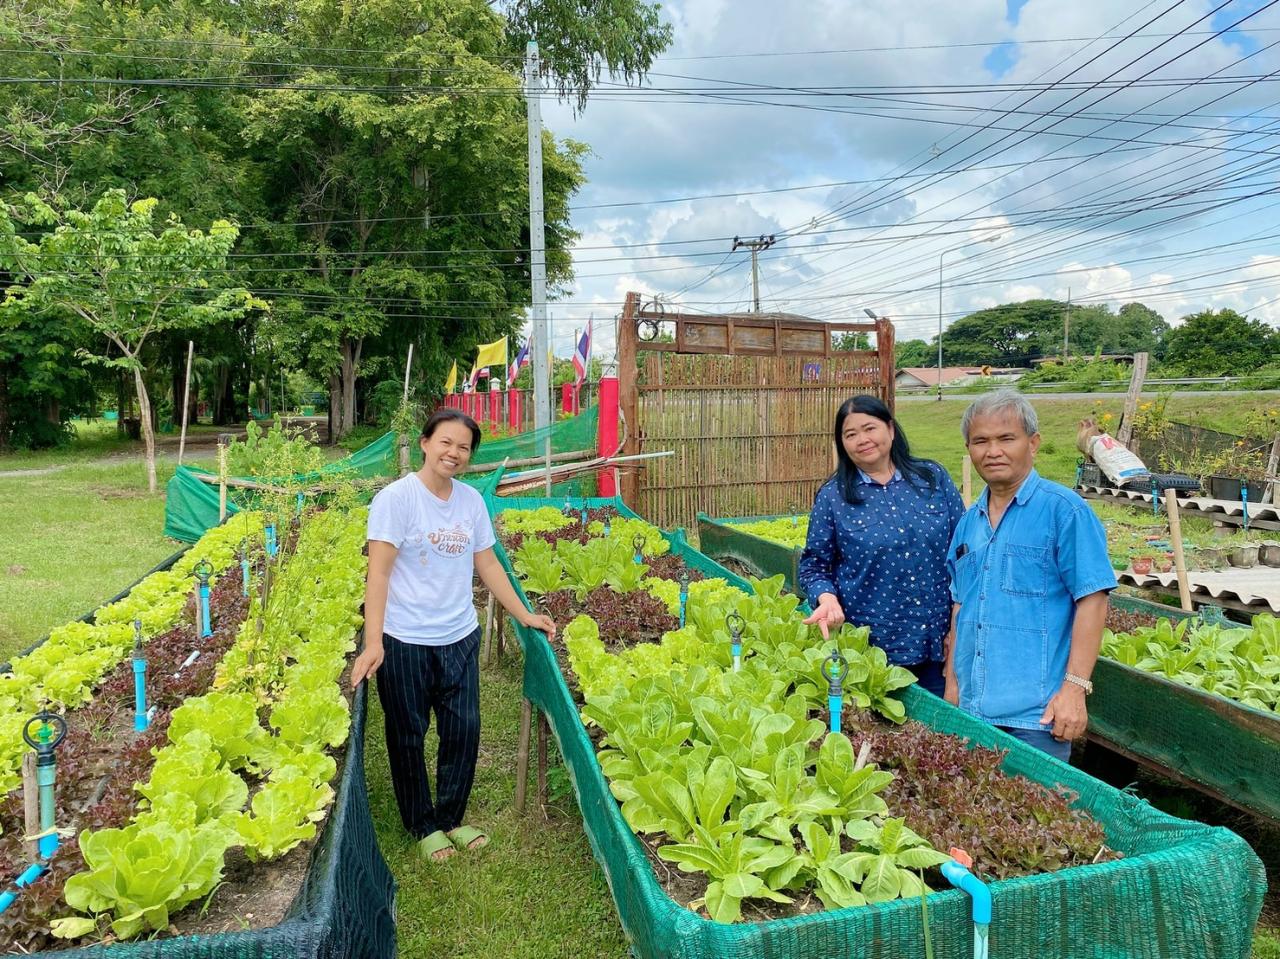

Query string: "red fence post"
[507, 390, 521, 433]
[489, 387, 500, 433]
[596, 375, 620, 497]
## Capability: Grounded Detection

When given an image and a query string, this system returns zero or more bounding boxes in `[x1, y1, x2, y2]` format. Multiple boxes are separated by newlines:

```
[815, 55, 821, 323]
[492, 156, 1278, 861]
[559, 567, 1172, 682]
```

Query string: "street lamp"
[937, 235, 1003, 402]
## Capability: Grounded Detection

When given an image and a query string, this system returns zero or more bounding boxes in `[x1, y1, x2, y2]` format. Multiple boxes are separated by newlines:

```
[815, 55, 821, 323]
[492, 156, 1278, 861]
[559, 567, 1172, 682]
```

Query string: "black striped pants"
[376, 628, 481, 839]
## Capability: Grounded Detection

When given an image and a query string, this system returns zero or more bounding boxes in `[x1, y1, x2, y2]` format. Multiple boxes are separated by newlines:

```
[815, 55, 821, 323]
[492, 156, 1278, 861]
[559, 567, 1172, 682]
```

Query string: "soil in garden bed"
[1105, 606, 1160, 634]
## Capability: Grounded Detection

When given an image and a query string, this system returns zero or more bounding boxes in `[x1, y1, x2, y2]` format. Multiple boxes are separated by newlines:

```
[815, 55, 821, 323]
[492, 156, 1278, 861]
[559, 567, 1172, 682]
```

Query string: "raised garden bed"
[696, 512, 807, 594]
[0, 510, 394, 957]
[1091, 593, 1280, 823]
[491, 494, 1265, 959]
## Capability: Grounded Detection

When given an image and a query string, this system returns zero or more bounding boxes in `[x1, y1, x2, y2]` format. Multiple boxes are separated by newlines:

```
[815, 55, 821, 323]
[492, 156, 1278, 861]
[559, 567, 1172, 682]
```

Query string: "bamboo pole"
[1164, 489, 1194, 612]
[515, 699, 532, 813]
[218, 442, 228, 523]
[177, 340, 194, 466]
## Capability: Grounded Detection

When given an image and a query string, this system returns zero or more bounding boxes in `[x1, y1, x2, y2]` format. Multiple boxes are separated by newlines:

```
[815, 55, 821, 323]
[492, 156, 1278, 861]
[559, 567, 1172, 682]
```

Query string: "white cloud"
[527, 0, 1280, 358]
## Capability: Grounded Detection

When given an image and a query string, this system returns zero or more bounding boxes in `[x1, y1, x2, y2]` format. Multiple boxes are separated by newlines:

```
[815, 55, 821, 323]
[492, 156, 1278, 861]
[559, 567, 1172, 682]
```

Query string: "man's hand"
[521, 611, 558, 638]
[943, 670, 960, 706]
[1040, 682, 1089, 741]
[351, 641, 384, 687]
[802, 593, 845, 639]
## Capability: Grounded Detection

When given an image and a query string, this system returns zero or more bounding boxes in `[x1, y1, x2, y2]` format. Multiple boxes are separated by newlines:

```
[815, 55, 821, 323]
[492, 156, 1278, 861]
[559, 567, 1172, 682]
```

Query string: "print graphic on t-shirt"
[428, 523, 472, 558]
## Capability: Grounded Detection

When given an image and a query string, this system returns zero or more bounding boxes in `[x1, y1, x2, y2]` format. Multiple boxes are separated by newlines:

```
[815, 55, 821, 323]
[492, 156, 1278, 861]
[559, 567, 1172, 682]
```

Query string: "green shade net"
[164, 407, 600, 542]
[487, 494, 1265, 959]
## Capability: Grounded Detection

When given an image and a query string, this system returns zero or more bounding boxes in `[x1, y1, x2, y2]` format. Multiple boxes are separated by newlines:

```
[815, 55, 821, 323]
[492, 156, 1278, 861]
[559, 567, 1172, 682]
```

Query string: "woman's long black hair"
[830, 395, 936, 505]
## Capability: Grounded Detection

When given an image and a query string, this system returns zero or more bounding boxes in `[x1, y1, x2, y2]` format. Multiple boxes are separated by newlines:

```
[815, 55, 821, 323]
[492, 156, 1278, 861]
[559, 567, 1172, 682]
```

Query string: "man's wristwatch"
[1064, 673, 1094, 695]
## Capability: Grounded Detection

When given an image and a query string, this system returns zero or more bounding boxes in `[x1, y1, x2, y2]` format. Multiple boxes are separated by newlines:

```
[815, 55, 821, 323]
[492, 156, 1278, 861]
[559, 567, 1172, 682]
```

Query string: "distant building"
[895, 366, 1026, 389]
[1029, 354, 1135, 366]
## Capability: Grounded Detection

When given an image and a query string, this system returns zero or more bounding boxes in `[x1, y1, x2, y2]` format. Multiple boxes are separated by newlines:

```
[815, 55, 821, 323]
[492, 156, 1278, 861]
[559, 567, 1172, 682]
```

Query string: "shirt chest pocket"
[1002, 543, 1050, 596]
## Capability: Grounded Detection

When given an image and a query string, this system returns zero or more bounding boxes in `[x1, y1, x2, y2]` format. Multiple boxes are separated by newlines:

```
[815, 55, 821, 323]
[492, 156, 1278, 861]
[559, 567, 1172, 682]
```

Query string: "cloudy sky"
[528, 0, 1280, 363]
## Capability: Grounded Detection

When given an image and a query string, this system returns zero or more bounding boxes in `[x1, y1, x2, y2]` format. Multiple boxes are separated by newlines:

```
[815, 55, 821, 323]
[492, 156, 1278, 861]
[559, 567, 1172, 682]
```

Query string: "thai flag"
[572, 319, 592, 385]
[507, 341, 530, 387]
[467, 367, 488, 391]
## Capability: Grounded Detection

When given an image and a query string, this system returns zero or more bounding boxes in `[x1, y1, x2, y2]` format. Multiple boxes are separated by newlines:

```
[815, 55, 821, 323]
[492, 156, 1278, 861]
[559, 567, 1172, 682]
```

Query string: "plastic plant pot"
[1228, 544, 1260, 568]
[1131, 556, 1154, 576]
[1157, 555, 1174, 573]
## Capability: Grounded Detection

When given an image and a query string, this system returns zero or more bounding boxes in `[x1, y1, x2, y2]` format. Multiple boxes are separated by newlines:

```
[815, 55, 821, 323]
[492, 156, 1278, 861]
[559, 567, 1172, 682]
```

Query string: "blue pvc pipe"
[731, 641, 741, 672]
[133, 656, 148, 732]
[241, 558, 250, 596]
[828, 693, 842, 734]
[198, 582, 212, 639]
[941, 859, 993, 925]
[678, 587, 688, 629]
[1243, 487, 1251, 530]
[265, 524, 278, 557]
[603, 518, 611, 537]
[0, 861, 47, 915]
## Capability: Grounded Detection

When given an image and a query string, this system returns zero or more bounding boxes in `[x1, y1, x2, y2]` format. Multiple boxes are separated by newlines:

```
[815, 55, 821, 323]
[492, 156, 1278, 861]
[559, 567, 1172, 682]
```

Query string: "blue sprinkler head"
[632, 533, 647, 562]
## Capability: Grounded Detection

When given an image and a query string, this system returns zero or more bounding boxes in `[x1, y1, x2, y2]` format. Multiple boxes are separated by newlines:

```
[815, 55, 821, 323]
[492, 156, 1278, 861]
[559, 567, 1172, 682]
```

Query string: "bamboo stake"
[22, 752, 38, 862]
[177, 340, 194, 466]
[218, 442, 228, 523]
[962, 457, 973, 507]
[1164, 489, 1194, 612]
[495, 607, 506, 662]
[515, 699, 532, 813]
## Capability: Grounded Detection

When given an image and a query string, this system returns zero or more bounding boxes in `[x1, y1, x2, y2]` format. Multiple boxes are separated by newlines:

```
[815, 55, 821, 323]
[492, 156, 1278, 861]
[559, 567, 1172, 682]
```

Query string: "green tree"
[894, 339, 932, 368]
[941, 299, 1063, 365]
[1162, 308, 1279, 376]
[0, 191, 265, 490]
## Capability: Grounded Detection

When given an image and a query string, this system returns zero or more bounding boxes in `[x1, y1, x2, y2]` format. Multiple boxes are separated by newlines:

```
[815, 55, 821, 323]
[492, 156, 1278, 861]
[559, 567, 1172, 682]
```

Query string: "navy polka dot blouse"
[798, 462, 965, 666]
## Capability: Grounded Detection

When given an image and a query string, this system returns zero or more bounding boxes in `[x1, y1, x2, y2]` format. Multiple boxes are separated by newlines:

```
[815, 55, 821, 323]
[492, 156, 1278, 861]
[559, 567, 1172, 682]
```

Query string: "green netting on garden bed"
[696, 512, 804, 594]
[490, 495, 1265, 959]
[1092, 594, 1280, 823]
[166, 408, 600, 542]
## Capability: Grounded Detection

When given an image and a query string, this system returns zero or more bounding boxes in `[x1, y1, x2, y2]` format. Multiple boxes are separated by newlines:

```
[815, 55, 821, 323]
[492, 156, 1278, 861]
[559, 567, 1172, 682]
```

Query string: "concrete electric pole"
[731, 234, 776, 312]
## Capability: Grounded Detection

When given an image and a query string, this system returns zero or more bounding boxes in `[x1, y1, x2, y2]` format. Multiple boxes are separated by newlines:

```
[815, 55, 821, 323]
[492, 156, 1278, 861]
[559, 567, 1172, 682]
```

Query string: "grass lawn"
[0, 459, 176, 661]
[895, 394, 1279, 490]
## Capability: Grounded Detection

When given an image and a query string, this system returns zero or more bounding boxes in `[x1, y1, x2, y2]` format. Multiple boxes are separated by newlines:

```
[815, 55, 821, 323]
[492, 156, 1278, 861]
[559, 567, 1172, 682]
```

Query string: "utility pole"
[526, 40, 550, 433]
[1063, 288, 1071, 362]
[731, 234, 776, 312]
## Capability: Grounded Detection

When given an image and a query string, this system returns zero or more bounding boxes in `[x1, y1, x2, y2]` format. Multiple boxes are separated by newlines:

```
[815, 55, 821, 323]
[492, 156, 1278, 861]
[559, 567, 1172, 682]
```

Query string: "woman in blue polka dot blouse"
[798, 395, 965, 696]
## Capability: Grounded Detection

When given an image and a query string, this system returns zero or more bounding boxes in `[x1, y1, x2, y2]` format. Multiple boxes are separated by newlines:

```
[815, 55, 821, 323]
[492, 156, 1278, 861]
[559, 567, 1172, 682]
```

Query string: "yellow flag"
[444, 360, 457, 393]
[472, 336, 508, 373]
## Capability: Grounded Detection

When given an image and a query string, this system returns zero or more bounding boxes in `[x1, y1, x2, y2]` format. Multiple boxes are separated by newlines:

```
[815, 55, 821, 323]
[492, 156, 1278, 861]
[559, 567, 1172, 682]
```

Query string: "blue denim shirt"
[946, 469, 1116, 731]
[798, 462, 964, 665]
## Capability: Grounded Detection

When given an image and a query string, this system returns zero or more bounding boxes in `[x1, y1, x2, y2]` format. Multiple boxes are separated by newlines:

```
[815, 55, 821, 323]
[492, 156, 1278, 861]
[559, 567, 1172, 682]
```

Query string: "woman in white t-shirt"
[353, 408, 556, 862]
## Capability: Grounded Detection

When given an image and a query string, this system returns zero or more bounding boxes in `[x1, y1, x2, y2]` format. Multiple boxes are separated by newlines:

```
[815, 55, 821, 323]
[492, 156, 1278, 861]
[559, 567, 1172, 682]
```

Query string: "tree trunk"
[132, 366, 158, 494]
[327, 373, 339, 446]
[214, 365, 235, 426]
[116, 372, 128, 437]
[333, 337, 363, 440]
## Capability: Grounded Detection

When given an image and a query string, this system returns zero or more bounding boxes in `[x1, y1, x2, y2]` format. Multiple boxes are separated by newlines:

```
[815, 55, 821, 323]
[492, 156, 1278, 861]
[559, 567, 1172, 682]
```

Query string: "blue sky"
[529, 0, 1280, 362]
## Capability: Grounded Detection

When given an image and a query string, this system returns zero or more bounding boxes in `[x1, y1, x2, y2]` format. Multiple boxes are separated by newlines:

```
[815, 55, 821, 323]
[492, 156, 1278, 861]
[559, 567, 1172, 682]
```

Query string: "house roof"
[896, 367, 980, 386]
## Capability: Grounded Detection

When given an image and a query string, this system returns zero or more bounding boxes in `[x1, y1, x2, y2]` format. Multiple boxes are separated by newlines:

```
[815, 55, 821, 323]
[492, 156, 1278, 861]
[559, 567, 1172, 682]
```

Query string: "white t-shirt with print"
[366, 474, 496, 646]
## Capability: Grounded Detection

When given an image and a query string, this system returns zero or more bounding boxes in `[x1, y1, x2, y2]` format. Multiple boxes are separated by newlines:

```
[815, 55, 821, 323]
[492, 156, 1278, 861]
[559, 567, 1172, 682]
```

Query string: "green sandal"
[447, 825, 488, 853]
[417, 830, 455, 862]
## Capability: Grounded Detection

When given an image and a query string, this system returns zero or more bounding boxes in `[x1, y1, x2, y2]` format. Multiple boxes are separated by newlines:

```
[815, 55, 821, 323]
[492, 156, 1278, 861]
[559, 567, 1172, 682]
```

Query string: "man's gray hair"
[960, 388, 1039, 442]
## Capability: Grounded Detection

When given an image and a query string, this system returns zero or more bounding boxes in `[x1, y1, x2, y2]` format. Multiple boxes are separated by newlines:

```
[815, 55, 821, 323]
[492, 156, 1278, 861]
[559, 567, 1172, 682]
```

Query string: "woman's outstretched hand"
[802, 593, 845, 640]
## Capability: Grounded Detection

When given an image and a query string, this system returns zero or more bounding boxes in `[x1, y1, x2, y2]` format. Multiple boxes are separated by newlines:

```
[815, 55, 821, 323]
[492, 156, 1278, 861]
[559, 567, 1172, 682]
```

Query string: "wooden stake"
[536, 710, 549, 817]
[1116, 352, 1149, 448]
[177, 340, 194, 466]
[482, 594, 495, 666]
[515, 698, 532, 813]
[495, 608, 506, 662]
[22, 752, 38, 862]
[1265, 436, 1280, 505]
[1164, 489, 1194, 612]
[962, 456, 973, 507]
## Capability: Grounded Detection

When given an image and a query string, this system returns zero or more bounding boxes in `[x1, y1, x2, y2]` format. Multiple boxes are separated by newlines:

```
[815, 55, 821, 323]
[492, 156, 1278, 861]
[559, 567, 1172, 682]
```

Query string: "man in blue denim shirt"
[944, 389, 1116, 762]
